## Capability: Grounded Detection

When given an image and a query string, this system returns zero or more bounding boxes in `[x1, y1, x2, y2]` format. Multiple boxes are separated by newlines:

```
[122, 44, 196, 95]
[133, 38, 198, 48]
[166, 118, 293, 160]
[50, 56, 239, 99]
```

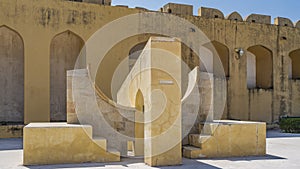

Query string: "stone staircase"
[183, 120, 266, 159]
[23, 123, 120, 165]
[183, 122, 219, 158]
[92, 136, 121, 158]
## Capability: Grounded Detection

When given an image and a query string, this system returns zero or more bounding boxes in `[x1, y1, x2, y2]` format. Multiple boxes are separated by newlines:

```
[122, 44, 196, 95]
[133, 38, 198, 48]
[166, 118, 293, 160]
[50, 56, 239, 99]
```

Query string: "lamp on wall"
[235, 48, 244, 59]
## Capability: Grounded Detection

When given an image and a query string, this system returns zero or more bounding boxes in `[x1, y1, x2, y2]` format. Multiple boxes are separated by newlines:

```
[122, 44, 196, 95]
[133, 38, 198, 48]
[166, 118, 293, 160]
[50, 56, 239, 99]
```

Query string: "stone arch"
[0, 25, 24, 123]
[203, 41, 229, 77]
[226, 11, 243, 22]
[247, 45, 273, 89]
[289, 49, 300, 79]
[50, 30, 84, 121]
[133, 89, 145, 156]
[129, 41, 147, 71]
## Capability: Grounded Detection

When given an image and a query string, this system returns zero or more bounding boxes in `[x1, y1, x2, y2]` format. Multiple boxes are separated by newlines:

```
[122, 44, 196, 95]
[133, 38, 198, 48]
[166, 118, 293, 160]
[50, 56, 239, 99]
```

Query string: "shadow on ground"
[0, 138, 22, 151]
[267, 130, 300, 138]
[24, 158, 221, 169]
[200, 154, 286, 162]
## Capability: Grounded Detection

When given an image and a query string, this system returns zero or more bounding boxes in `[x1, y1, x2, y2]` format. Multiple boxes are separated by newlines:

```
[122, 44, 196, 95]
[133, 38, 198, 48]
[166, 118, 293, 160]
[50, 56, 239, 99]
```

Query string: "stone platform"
[183, 120, 266, 158]
[23, 123, 120, 165]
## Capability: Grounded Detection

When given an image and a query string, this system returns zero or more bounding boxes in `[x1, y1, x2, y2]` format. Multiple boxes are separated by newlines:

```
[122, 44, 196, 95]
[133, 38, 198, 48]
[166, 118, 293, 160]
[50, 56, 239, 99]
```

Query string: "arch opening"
[203, 41, 229, 77]
[0, 26, 24, 123]
[50, 30, 85, 122]
[289, 49, 300, 80]
[133, 89, 145, 156]
[247, 45, 273, 89]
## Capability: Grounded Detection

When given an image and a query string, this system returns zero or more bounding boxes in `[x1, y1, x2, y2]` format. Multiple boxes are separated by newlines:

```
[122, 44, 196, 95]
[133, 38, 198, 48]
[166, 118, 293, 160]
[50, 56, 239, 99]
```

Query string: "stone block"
[184, 120, 266, 158]
[23, 123, 120, 165]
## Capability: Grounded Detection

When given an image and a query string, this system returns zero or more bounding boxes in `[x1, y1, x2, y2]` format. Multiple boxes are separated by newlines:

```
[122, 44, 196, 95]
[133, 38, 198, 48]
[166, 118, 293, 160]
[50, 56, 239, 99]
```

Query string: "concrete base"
[23, 123, 120, 165]
[183, 120, 266, 158]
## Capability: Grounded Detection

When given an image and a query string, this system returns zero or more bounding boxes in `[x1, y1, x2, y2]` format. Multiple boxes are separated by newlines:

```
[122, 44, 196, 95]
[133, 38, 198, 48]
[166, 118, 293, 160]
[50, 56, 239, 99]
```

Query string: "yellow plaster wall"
[184, 120, 266, 158]
[0, 26, 24, 122]
[0, 0, 141, 124]
[117, 37, 182, 166]
[23, 123, 120, 165]
[0, 0, 300, 124]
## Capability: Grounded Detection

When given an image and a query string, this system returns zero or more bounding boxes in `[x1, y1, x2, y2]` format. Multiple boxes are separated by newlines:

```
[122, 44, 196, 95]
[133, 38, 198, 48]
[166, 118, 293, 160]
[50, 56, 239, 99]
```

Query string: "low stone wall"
[0, 124, 24, 138]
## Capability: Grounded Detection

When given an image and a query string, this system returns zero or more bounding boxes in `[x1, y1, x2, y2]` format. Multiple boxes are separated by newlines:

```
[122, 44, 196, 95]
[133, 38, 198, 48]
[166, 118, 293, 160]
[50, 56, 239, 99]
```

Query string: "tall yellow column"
[144, 37, 182, 166]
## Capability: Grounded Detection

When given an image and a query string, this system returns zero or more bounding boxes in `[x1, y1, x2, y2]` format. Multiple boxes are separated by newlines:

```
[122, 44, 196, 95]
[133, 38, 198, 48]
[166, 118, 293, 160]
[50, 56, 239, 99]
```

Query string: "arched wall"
[1, 0, 300, 125]
[0, 26, 24, 123]
[134, 89, 144, 156]
[289, 49, 300, 79]
[204, 41, 229, 77]
[50, 30, 84, 121]
[248, 45, 273, 89]
[247, 52, 256, 88]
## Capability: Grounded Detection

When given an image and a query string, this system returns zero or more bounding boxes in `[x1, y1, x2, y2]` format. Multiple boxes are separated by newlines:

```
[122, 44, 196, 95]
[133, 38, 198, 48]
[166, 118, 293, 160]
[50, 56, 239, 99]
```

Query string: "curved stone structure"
[274, 17, 294, 27]
[226, 11, 243, 21]
[245, 14, 271, 24]
[198, 7, 224, 19]
[295, 20, 300, 29]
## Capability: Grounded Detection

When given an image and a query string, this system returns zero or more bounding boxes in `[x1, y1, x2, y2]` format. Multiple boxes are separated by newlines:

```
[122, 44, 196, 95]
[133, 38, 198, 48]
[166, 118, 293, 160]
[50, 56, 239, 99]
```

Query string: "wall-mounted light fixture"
[235, 48, 244, 59]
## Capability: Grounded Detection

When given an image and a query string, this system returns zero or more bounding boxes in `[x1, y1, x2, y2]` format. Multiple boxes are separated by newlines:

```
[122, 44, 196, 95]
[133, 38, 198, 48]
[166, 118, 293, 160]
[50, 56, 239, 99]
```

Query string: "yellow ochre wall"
[0, 0, 300, 124]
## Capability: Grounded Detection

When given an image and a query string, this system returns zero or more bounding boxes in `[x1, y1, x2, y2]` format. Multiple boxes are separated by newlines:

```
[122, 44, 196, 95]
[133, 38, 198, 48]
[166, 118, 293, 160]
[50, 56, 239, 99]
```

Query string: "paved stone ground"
[0, 130, 300, 169]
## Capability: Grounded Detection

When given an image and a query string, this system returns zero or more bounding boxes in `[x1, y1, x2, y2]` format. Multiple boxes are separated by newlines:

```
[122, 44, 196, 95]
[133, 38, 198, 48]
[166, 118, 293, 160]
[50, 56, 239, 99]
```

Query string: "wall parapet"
[274, 17, 294, 27]
[245, 14, 271, 24]
[295, 21, 300, 29]
[161, 3, 193, 15]
[198, 7, 224, 19]
[226, 12, 243, 22]
[161, 3, 299, 28]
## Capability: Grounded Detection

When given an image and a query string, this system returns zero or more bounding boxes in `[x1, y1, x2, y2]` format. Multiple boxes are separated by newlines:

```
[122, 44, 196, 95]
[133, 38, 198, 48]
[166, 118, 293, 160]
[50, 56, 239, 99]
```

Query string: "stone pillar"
[144, 37, 182, 166]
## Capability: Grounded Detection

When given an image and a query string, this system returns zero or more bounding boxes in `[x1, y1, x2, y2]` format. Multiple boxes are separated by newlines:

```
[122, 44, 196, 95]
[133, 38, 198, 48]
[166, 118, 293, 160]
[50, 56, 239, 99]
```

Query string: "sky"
[112, 0, 300, 23]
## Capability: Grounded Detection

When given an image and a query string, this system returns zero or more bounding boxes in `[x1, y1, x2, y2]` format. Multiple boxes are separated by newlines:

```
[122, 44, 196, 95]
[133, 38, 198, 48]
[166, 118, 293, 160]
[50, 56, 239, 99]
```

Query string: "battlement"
[274, 17, 294, 27]
[161, 3, 193, 15]
[198, 7, 224, 19]
[157, 4, 299, 28]
[64, 1, 299, 28]
[245, 14, 271, 24]
[68, 0, 111, 5]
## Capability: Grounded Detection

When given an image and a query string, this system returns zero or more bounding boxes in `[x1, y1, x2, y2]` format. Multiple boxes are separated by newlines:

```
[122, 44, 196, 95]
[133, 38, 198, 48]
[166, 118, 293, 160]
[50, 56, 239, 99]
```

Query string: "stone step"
[188, 134, 211, 148]
[93, 137, 107, 151]
[199, 122, 219, 135]
[107, 148, 121, 156]
[182, 146, 206, 159]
